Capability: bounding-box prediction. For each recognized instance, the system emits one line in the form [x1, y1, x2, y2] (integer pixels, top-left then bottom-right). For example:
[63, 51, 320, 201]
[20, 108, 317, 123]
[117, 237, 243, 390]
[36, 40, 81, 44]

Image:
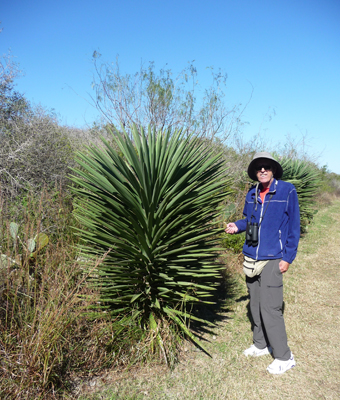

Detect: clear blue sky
[1, 0, 340, 173]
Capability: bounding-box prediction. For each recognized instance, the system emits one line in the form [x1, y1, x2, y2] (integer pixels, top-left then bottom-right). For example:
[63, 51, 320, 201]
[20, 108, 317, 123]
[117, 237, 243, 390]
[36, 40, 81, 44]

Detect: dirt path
[82, 200, 340, 400]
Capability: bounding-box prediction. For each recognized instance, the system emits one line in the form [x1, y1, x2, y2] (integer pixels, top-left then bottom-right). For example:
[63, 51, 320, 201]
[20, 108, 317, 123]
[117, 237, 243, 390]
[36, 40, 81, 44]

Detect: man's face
[255, 159, 275, 186]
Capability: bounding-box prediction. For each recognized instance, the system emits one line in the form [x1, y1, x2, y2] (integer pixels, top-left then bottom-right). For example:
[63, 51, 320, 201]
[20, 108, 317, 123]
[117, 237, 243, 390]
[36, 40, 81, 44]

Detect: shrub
[71, 124, 231, 359]
[0, 108, 75, 200]
[280, 157, 321, 232]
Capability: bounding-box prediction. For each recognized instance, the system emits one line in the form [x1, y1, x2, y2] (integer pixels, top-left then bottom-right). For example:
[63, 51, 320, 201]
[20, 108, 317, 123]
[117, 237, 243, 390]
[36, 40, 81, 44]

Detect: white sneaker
[267, 353, 296, 374]
[243, 344, 273, 357]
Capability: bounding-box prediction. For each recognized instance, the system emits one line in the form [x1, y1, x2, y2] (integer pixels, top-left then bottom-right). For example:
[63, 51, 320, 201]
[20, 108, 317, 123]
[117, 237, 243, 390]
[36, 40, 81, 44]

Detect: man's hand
[225, 223, 239, 234]
[279, 260, 290, 273]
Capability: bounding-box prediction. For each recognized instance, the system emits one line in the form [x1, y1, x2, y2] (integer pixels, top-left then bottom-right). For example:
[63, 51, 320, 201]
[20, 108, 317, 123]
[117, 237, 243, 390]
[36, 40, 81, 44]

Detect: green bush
[221, 231, 245, 254]
[71, 124, 231, 357]
[280, 157, 321, 232]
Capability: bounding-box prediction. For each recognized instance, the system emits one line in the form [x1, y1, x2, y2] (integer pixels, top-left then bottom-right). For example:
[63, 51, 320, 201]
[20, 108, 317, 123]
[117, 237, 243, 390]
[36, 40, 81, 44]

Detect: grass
[78, 200, 340, 400]
[0, 190, 142, 399]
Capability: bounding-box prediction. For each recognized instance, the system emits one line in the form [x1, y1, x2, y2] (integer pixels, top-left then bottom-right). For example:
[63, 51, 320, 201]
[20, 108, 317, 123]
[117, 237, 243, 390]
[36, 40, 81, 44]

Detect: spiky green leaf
[71, 124, 231, 347]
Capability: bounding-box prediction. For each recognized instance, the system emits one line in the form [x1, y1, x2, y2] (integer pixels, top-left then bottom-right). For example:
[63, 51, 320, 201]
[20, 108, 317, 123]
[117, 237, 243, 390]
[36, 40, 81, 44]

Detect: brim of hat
[247, 158, 283, 181]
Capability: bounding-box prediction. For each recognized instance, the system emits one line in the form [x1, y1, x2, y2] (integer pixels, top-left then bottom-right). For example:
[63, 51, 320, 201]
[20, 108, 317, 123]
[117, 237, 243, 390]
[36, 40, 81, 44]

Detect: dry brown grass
[79, 200, 340, 400]
[0, 190, 124, 399]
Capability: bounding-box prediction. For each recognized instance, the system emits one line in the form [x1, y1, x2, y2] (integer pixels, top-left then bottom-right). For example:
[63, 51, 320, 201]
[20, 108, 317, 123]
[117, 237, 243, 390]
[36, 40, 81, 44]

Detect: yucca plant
[71, 124, 231, 357]
[281, 157, 321, 232]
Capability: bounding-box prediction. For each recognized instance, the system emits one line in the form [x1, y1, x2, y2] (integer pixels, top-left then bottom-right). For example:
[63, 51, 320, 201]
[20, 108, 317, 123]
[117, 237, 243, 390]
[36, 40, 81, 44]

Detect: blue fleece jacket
[235, 179, 300, 263]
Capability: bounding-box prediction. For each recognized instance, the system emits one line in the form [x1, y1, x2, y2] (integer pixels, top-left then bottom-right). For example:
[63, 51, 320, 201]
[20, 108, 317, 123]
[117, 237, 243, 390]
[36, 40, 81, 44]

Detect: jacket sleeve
[234, 201, 248, 233]
[282, 186, 300, 263]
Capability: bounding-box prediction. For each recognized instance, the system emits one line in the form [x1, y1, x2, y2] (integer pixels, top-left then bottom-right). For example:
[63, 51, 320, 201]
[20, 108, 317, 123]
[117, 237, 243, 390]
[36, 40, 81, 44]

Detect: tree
[91, 53, 245, 141]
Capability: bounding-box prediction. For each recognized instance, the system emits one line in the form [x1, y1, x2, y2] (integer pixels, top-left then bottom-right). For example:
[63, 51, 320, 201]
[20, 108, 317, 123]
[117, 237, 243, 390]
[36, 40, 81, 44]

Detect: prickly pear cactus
[1, 223, 49, 266]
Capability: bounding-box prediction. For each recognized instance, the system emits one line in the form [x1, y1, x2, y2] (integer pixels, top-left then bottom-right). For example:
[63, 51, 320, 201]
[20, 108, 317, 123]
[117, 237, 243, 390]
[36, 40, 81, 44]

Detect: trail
[81, 200, 340, 400]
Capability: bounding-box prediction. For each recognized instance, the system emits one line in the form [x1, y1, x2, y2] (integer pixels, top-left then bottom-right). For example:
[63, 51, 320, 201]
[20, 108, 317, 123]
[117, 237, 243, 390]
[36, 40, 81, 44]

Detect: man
[225, 152, 300, 374]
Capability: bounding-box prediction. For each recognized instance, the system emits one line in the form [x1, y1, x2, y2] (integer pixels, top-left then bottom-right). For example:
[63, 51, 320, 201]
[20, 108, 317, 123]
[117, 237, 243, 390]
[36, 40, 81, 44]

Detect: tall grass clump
[0, 190, 80, 398]
[0, 189, 124, 399]
[71, 124, 231, 363]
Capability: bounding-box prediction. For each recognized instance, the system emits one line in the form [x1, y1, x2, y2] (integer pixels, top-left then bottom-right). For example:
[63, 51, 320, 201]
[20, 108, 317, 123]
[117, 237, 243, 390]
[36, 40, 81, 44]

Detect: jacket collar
[259, 178, 278, 193]
[252, 179, 278, 204]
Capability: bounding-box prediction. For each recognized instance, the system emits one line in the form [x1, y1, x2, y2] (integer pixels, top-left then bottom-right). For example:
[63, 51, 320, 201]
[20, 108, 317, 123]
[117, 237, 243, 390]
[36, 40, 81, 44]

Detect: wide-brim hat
[247, 151, 283, 181]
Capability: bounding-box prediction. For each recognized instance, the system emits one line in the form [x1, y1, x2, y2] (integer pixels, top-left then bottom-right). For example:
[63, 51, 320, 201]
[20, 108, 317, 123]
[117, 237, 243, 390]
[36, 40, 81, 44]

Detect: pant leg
[260, 259, 291, 361]
[246, 275, 268, 349]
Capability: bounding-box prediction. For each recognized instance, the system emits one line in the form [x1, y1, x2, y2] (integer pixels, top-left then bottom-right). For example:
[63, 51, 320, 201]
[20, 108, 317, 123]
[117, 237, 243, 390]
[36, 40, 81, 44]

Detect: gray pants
[246, 259, 291, 361]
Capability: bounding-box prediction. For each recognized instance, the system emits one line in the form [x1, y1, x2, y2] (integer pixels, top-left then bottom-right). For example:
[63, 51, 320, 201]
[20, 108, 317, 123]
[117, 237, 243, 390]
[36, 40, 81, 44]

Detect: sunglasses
[255, 164, 272, 171]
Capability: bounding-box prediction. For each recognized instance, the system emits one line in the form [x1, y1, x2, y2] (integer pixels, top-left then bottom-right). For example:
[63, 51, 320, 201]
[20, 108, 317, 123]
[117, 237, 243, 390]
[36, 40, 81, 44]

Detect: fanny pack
[243, 256, 269, 277]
